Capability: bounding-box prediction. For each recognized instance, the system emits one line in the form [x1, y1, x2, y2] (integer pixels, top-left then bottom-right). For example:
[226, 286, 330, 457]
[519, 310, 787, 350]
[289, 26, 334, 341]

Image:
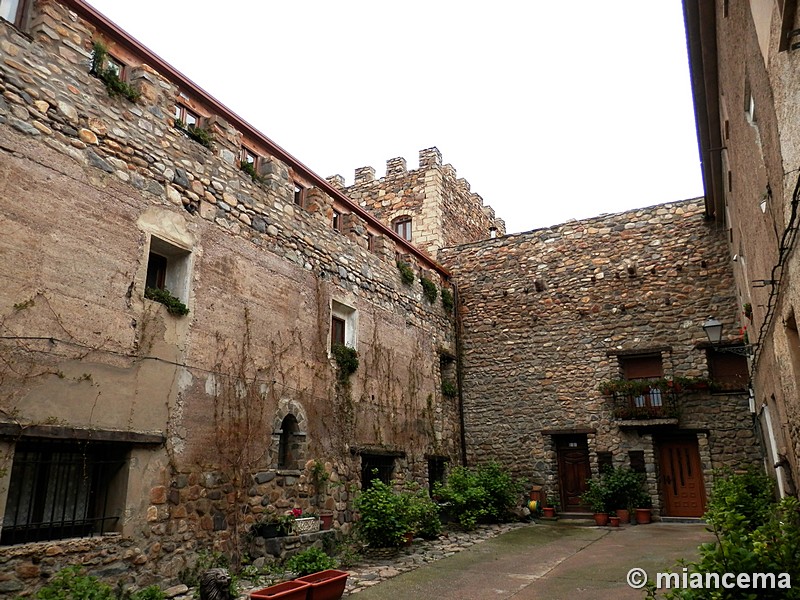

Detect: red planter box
[295, 569, 349, 600]
[250, 580, 310, 600]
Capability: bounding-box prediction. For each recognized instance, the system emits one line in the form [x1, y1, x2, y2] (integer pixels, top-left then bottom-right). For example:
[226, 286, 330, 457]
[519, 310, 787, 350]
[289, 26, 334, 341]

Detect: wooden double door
[658, 437, 706, 517]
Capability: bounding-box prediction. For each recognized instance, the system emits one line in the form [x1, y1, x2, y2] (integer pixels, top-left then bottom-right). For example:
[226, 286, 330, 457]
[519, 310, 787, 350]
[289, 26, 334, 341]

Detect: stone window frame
[240, 145, 258, 171]
[145, 236, 193, 305]
[294, 183, 307, 208]
[330, 299, 357, 352]
[392, 215, 413, 241]
[173, 102, 200, 128]
[270, 399, 308, 473]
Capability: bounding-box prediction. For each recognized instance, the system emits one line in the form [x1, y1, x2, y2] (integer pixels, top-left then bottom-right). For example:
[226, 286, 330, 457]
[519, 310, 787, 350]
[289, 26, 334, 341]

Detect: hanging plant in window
[145, 287, 189, 316]
[90, 41, 140, 103]
[420, 277, 438, 304]
[174, 118, 214, 149]
[331, 343, 358, 380]
[396, 261, 415, 285]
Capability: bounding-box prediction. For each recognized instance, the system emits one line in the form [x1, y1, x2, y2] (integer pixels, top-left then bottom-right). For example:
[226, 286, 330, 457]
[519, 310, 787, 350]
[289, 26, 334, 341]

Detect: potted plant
[605, 468, 644, 524]
[542, 496, 558, 518]
[609, 512, 621, 527]
[635, 490, 653, 524]
[250, 580, 310, 600]
[581, 478, 610, 526]
[295, 570, 349, 600]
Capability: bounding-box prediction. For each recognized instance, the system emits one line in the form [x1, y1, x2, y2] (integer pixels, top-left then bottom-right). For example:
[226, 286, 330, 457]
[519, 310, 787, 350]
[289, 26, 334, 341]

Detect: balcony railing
[610, 388, 679, 421]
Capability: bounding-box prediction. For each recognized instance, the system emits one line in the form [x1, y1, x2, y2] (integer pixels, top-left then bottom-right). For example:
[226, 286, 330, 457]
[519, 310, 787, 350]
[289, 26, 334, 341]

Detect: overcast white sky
[85, 1, 703, 234]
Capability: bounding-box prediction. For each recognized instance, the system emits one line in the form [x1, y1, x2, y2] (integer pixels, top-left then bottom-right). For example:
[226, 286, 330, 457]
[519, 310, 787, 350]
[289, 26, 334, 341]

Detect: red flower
[291, 508, 302, 518]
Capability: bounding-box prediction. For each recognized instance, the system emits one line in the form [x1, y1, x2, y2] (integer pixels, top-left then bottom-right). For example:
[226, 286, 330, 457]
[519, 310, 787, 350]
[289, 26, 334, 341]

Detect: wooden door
[659, 438, 706, 517]
[556, 435, 591, 512]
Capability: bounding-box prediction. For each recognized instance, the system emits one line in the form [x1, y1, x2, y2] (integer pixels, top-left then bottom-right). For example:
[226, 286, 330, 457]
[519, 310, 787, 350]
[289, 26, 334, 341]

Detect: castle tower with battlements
[328, 147, 505, 257]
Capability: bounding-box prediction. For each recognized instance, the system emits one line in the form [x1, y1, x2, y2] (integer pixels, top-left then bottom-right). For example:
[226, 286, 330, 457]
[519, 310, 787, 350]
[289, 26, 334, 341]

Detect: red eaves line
[60, 0, 450, 277]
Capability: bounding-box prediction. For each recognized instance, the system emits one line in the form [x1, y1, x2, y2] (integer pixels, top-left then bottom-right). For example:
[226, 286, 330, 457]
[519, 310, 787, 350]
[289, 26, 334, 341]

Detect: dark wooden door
[659, 438, 706, 517]
[556, 435, 591, 512]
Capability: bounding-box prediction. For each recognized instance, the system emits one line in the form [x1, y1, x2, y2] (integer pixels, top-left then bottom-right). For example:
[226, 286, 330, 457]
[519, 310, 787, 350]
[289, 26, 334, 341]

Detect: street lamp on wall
[702, 316, 753, 356]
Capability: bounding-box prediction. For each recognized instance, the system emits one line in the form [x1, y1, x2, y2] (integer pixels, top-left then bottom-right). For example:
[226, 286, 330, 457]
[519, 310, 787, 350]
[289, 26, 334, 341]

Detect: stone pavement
[342, 520, 712, 599]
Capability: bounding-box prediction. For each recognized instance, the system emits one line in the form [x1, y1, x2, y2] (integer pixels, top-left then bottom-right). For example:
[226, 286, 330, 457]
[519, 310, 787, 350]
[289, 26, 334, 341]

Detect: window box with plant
[144, 286, 189, 316]
[174, 117, 214, 149]
[90, 41, 140, 103]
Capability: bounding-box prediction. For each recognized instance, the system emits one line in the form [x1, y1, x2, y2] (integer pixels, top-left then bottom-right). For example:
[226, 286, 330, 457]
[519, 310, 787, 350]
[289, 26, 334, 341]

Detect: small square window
[144, 236, 192, 304]
[294, 184, 306, 207]
[240, 147, 257, 167]
[361, 454, 395, 489]
[332, 209, 341, 231]
[707, 349, 748, 391]
[174, 103, 199, 128]
[330, 300, 357, 350]
[105, 54, 125, 79]
[367, 233, 375, 252]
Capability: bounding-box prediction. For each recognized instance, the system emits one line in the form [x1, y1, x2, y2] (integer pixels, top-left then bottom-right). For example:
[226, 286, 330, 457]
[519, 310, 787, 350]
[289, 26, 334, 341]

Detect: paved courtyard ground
[346, 521, 711, 599]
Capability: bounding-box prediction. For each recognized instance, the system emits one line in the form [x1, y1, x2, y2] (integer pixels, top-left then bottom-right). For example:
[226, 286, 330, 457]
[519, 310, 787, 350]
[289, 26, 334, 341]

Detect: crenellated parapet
[332, 147, 505, 257]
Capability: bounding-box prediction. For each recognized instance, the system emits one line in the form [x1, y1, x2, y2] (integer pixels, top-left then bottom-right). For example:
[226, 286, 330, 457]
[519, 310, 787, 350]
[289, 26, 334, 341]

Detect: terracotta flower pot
[615, 509, 630, 524]
[609, 516, 620, 527]
[542, 507, 556, 518]
[635, 508, 652, 524]
[295, 569, 349, 600]
[593, 512, 609, 526]
[320, 513, 334, 530]
[250, 580, 310, 600]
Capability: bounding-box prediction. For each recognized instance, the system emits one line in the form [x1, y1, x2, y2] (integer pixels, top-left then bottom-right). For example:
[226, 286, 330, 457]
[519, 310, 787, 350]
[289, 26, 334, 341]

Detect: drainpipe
[453, 283, 468, 467]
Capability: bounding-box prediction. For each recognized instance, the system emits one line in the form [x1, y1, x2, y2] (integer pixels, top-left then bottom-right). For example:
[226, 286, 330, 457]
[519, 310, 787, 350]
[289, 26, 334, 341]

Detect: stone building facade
[684, 0, 800, 496]
[0, 0, 767, 595]
[0, 0, 463, 593]
[335, 151, 506, 257]
[440, 199, 761, 517]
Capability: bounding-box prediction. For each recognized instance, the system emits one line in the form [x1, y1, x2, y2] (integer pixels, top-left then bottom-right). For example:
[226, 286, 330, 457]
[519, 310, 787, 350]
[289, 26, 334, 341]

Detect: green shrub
[433, 463, 521, 530]
[580, 477, 610, 513]
[127, 587, 165, 600]
[90, 41, 140, 103]
[396, 261, 415, 285]
[441, 288, 454, 313]
[285, 547, 336, 576]
[36, 566, 114, 600]
[603, 467, 646, 511]
[403, 485, 442, 539]
[239, 160, 264, 184]
[651, 471, 798, 600]
[441, 380, 458, 398]
[354, 478, 409, 547]
[145, 287, 189, 316]
[331, 343, 358, 380]
[420, 277, 438, 303]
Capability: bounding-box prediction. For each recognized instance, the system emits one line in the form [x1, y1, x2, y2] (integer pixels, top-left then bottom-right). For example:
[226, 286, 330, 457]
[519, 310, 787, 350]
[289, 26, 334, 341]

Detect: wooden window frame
[332, 209, 341, 231]
[173, 103, 199, 128]
[331, 316, 346, 347]
[620, 354, 665, 409]
[0, 0, 31, 29]
[294, 184, 306, 208]
[240, 146, 258, 169]
[392, 216, 412, 241]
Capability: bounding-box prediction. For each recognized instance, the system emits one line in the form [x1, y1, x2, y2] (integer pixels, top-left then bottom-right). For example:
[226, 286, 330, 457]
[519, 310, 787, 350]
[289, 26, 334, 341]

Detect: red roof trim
[61, 0, 449, 276]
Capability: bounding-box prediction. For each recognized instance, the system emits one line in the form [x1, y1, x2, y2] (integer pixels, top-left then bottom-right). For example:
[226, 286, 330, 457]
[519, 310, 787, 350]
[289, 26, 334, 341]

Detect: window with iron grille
[1, 441, 128, 545]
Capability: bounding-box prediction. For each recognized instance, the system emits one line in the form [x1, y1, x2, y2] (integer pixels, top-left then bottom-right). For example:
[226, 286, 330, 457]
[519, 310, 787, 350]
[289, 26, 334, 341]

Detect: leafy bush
[36, 566, 115, 600]
[285, 547, 336, 576]
[580, 477, 610, 513]
[331, 343, 358, 380]
[396, 261, 415, 285]
[420, 277, 438, 303]
[90, 41, 140, 103]
[433, 463, 520, 530]
[441, 380, 458, 398]
[403, 485, 442, 539]
[354, 478, 409, 547]
[126, 587, 165, 600]
[603, 467, 646, 511]
[174, 118, 215, 149]
[239, 160, 264, 184]
[441, 288, 454, 313]
[651, 471, 797, 600]
[145, 287, 189, 316]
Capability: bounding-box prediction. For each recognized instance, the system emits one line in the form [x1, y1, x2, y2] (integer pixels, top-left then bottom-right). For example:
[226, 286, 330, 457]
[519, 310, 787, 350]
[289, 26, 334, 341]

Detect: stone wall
[0, 2, 459, 594]
[440, 199, 761, 510]
[337, 147, 505, 257]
